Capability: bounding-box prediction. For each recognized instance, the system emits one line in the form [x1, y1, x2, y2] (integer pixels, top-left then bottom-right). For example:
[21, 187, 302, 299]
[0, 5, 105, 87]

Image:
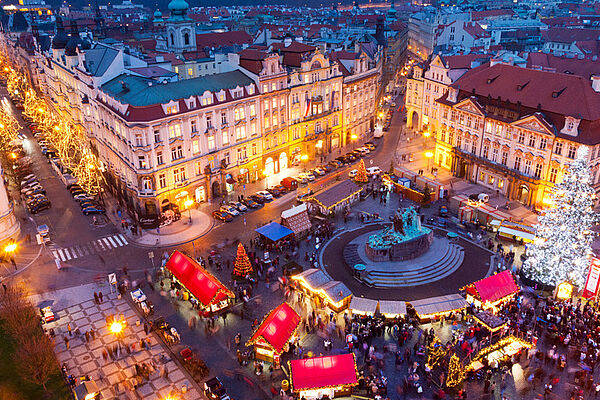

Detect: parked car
[273, 184, 287, 194]
[319, 164, 333, 173]
[82, 206, 106, 215]
[28, 200, 51, 214]
[335, 156, 347, 165]
[213, 210, 233, 222]
[366, 166, 382, 176]
[228, 201, 247, 212]
[241, 198, 260, 208]
[301, 172, 316, 182]
[219, 205, 239, 216]
[294, 175, 308, 184]
[296, 189, 314, 203]
[356, 146, 371, 154]
[348, 169, 358, 178]
[344, 153, 357, 162]
[249, 194, 266, 204]
[71, 189, 86, 197]
[23, 186, 46, 197]
[266, 187, 281, 197]
[364, 142, 376, 151]
[74, 194, 94, 202]
[352, 149, 366, 157]
[79, 200, 97, 209]
[256, 190, 273, 201]
[328, 160, 342, 169]
[312, 167, 326, 176]
[203, 377, 230, 400]
[280, 177, 298, 191]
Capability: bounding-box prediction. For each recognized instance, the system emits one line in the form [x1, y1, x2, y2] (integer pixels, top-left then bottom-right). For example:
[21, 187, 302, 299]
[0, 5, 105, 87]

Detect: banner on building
[582, 258, 600, 299]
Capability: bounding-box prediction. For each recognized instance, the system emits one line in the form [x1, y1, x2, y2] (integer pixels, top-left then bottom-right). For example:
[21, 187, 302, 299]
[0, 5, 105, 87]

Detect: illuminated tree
[0, 107, 20, 156]
[446, 353, 464, 388]
[355, 159, 368, 183]
[426, 336, 446, 369]
[233, 243, 253, 277]
[523, 146, 596, 287]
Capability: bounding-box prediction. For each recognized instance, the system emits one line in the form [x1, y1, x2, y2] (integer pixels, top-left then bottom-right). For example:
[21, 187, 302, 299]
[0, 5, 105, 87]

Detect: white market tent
[350, 297, 378, 315]
[378, 300, 407, 318]
[410, 294, 468, 319]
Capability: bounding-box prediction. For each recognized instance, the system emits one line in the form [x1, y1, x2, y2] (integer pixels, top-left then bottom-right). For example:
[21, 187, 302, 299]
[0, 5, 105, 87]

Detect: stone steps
[363, 244, 465, 287]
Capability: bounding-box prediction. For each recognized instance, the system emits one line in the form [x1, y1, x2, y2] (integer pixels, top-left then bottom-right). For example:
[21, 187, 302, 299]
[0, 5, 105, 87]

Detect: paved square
[45, 290, 201, 399]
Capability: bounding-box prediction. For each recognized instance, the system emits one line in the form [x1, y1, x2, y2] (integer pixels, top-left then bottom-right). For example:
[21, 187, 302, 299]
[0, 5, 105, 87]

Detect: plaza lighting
[4, 243, 17, 253]
[109, 321, 123, 334]
[350, 134, 358, 141]
[425, 151, 433, 158]
[300, 154, 308, 161]
[184, 199, 194, 223]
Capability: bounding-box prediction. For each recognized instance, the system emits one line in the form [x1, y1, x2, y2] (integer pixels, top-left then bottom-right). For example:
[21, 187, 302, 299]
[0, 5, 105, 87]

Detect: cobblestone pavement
[44, 289, 200, 400]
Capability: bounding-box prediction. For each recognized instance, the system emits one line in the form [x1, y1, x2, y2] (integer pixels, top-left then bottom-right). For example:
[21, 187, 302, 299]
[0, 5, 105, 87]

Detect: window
[208, 135, 215, 151]
[495, 124, 502, 136]
[534, 163, 542, 179]
[479, 171, 485, 182]
[222, 130, 229, 145]
[501, 151, 508, 166]
[218, 92, 225, 101]
[539, 137, 547, 150]
[158, 174, 166, 189]
[517, 131, 525, 144]
[135, 132, 144, 147]
[171, 145, 183, 160]
[191, 120, 197, 133]
[235, 126, 246, 140]
[166, 105, 178, 114]
[272, 98, 277, 109]
[187, 68, 193, 77]
[485, 122, 493, 134]
[206, 115, 213, 128]
[492, 148, 499, 162]
[154, 129, 161, 143]
[514, 157, 521, 171]
[449, 131, 454, 145]
[248, 86, 255, 95]
[173, 167, 186, 182]
[471, 140, 476, 154]
[293, 128, 300, 140]
[523, 159, 532, 175]
[498, 179, 504, 188]
[273, 113, 278, 126]
[223, 152, 230, 165]
[201, 96, 213, 106]
[168, 124, 182, 139]
[263, 100, 270, 111]
[221, 112, 227, 126]
[483, 145, 489, 159]
[528, 135, 536, 148]
[550, 167, 558, 183]
[271, 82, 276, 91]
[138, 155, 146, 169]
[192, 140, 200, 154]
[567, 145, 576, 159]
[196, 161, 202, 176]
[554, 141, 563, 155]
[264, 116, 270, 129]
[234, 107, 245, 121]
[156, 151, 164, 165]
[252, 143, 257, 155]
[250, 122, 257, 136]
[250, 104, 256, 117]
[280, 98, 285, 108]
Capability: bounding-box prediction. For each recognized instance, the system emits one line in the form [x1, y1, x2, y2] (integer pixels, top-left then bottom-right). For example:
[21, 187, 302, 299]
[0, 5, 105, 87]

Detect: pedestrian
[144, 322, 149, 335]
[102, 348, 108, 361]
[93, 292, 99, 304]
[63, 336, 70, 349]
[90, 329, 96, 340]
[85, 331, 90, 343]
[98, 291, 103, 303]
[164, 366, 169, 379]
[2, 283, 6, 293]
[67, 323, 72, 336]
[11, 258, 16, 270]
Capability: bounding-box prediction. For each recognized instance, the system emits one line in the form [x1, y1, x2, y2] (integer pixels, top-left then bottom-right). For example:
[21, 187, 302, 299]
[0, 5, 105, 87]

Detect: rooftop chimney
[284, 37, 292, 47]
[591, 75, 600, 92]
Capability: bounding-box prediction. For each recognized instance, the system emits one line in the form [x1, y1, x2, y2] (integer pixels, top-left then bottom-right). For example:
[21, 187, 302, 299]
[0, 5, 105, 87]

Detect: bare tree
[16, 334, 58, 393]
[0, 284, 38, 340]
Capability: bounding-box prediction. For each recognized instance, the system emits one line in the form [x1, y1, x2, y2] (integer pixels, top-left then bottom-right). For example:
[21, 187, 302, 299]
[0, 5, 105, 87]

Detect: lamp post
[184, 198, 194, 223]
[4, 242, 17, 269]
[108, 315, 126, 343]
[425, 151, 433, 174]
[300, 154, 308, 172]
[350, 134, 358, 150]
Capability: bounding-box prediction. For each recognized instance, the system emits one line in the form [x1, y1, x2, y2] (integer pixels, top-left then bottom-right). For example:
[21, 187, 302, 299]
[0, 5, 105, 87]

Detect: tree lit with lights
[523, 146, 596, 287]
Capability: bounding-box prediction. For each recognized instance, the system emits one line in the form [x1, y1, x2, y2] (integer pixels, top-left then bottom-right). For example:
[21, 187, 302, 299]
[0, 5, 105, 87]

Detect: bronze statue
[393, 211, 404, 235]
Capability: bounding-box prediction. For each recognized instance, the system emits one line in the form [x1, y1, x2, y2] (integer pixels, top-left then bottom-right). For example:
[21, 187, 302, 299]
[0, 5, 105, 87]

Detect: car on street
[345, 153, 357, 162]
[256, 190, 273, 201]
[348, 169, 358, 178]
[82, 206, 106, 215]
[364, 142, 376, 151]
[300, 172, 315, 182]
[328, 160, 342, 169]
[312, 167, 326, 176]
[367, 166, 382, 176]
[79, 200, 98, 209]
[228, 201, 247, 212]
[249, 194, 266, 204]
[266, 187, 282, 197]
[203, 377, 230, 400]
[352, 149, 366, 158]
[74, 194, 94, 202]
[219, 205, 239, 216]
[241, 198, 260, 208]
[212, 210, 233, 222]
[356, 146, 371, 154]
[319, 164, 333, 173]
[27, 199, 51, 214]
[296, 189, 313, 203]
[272, 184, 287, 194]
[294, 175, 308, 184]
[280, 177, 298, 191]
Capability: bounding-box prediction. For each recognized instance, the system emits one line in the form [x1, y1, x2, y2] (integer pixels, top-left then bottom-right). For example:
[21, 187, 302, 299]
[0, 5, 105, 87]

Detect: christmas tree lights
[233, 243, 253, 277]
[426, 336, 446, 369]
[446, 353, 464, 388]
[523, 146, 596, 287]
[354, 159, 368, 183]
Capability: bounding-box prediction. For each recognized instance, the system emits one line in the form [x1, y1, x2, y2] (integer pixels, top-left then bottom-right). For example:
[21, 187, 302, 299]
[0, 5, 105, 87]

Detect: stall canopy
[256, 222, 294, 242]
[281, 204, 312, 234]
[466, 271, 519, 304]
[378, 300, 407, 318]
[292, 269, 351, 306]
[410, 294, 468, 317]
[165, 251, 234, 307]
[309, 180, 363, 212]
[290, 353, 358, 392]
[247, 302, 301, 354]
[349, 297, 378, 315]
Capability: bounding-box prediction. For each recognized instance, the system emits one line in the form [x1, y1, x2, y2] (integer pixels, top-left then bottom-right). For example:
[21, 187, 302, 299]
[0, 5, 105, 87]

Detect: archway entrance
[410, 111, 419, 130]
[211, 181, 221, 199]
[161, 199, 170, 212]
[265, 157, 275, 176]
[456, 159, 467, 178]
[518, 184, 530, 205]
[279, 152, 288, 171]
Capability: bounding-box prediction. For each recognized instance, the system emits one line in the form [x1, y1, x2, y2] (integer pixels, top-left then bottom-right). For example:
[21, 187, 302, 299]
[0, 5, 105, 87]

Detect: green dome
[153, 9, 162, 17]
[168, 0, 188, 12]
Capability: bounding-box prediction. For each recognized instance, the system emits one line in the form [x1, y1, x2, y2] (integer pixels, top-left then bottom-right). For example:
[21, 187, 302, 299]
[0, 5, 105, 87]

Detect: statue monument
[365, 206, 433, 261]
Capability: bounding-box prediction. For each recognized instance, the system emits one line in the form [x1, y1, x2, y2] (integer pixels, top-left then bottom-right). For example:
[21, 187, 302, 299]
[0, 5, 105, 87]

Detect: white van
[367, 166, 382, 176]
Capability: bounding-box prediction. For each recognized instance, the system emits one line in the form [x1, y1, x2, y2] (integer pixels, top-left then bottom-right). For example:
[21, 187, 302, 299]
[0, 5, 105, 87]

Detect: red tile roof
[527, 52, 600, 78]
[290, 354, 358, 391]
[441, 53, 492, 69]
[542, 27, 600, 43]
[463, 22, 491, 39]
[238, 48, 268, 74]
[196, 31, 253, 50]
[272, 41, 316, 53]
[247, 302, 300, 354]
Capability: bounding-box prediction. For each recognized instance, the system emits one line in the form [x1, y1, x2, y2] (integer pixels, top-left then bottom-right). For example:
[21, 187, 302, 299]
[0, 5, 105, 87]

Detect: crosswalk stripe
[73, 246, 82, 257]
[80, 245, 90, 256]
[118, 234, 128, 245]
[52, 250, 58, 260]
[63, 249, 72, 260]
[96, 240, 106, 251]
[106, 236, 118, 247]
[57, 249, 66, 261]
[112, 235, 123, 246]
[102, 238, 111, 248]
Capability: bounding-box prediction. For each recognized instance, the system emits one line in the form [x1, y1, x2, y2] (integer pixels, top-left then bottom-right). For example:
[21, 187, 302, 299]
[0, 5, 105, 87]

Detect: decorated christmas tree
[355, 159, 369, 183]
[233, 243, 253, 277]
[523, 146, 596, 287]
[426, 336, 446, 369]
[446, 353, 464, 388]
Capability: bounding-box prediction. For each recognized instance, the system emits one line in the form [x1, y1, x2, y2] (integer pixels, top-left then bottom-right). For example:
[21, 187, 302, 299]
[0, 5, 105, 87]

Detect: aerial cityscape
[1, 0, 600, 399]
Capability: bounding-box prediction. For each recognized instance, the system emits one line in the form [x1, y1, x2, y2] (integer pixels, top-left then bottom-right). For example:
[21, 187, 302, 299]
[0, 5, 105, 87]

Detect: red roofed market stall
[465, 270, 519, 313]
[165, 251, 234, 316]
[246, 302, 301, 366]
[289, 353, 358, 399]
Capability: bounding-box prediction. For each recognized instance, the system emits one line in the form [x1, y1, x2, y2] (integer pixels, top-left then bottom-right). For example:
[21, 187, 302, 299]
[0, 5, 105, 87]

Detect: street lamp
[108, 315, 126, 341]
[4, 243, 17, 253]
[425, 151, 433, 173]
[300, 154, 308, 172]
[184, 199, 194, 223]
[350, 134, 358, 149]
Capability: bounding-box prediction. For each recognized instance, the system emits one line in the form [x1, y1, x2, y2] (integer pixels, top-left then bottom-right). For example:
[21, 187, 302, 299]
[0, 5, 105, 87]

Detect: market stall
[289, 353, 359, 400]
[246, 302, 301, 366]
[164, 251, 235, 316]
[255, 222, 295, 243]
[281, 204, 312, 238]
[378, 300, 407, 319]
[464, 270, 519, 313]
[306, 180, 363, 215]
[496, 220, 536, 243]
[292, 269, 352, 312]
[349, 297, 378, 316]
[467, 335, 533, 371]
[409, 294, 468, 322]
[473, 311, 508, 333]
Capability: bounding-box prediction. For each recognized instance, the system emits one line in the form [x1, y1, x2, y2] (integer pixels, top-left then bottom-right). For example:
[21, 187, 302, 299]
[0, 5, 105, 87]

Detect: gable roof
[467, 270, 519, 303]
[290, 354, 358, 392]
[463, 22, 491, 39]
[195, 30, 252, 50]
[542, 27, 600, 44]
[247, 302, 300, 353]
[83, 45, 119, 77]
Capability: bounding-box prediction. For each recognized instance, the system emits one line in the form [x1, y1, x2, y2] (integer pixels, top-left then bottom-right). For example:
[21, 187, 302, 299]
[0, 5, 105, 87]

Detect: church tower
[165, 0, 195, 54]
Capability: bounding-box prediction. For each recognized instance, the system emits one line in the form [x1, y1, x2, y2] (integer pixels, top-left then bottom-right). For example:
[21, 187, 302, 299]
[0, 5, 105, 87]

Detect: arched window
[170, 33, 174, 45]
[184, 32, 190, 45]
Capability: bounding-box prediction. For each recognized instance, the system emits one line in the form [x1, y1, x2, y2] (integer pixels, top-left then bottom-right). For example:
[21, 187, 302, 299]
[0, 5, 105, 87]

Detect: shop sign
[583, 259, 600, 299]
[139, 214, 159, 229]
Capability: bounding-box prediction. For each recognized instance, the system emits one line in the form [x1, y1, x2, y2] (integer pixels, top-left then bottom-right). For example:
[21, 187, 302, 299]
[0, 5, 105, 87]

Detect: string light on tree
[523, 146, 596, 287]
[426, 336, 446, 369]
[233, 243, 254, 277]
[446, 353, 464, 388]
[354, 159, 368, 183]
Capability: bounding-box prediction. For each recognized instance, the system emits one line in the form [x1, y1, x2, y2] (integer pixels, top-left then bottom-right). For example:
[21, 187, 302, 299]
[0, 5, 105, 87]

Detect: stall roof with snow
[349, 297, 378, 315]
[378, 300, 407, 318]
[410, 294, 468, 319]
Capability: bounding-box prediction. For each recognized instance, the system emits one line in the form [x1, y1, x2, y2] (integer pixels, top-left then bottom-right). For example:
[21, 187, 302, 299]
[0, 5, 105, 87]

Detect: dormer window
[166, 105, 178, 114]
[218, 91, 226, 102]
[560, 116, 581, 137]
[201, 96, 213, 106]
[247, 85, 255, 95]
